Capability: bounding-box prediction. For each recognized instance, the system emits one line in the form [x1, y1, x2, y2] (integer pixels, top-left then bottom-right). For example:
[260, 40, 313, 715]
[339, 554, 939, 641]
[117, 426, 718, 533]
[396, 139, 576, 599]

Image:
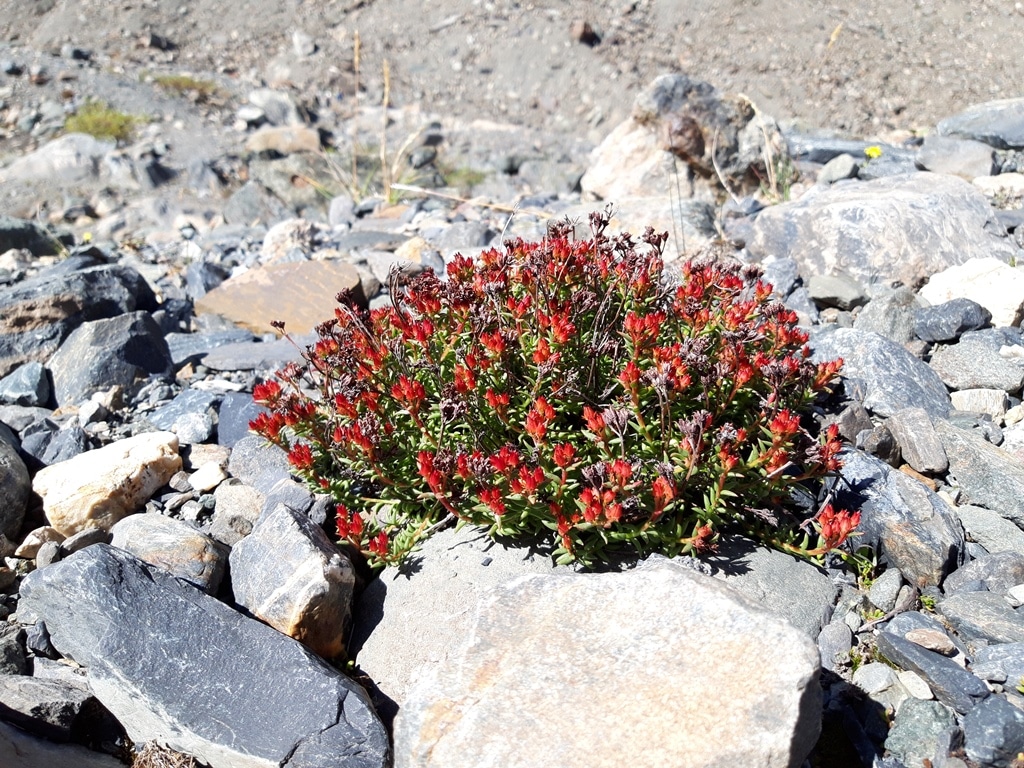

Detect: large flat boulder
[394, 557, 820, 768]
[745, 173, 1020, 288]
[17, 544, 389, 768]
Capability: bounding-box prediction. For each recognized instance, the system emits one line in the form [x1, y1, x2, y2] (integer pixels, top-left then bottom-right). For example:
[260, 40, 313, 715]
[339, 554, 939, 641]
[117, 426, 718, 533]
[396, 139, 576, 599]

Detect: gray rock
[818, 620, 853, 673]
[0, 624, 28, 675]
[0, 437, 30, 538]
[164, 328, 256, 367]
[944, 552, 1024, 596]
[887, 408, 949, 474]
[746, 173, 1018, 288]
[222, 181, 291, 227]
[230, 503, 355, 659]
[810, 328, 951, 418]
[832, 402, 875, 443]
[0, 719, 125, 768]
[0, 674, 95, 743]
[0, 215, 67, 256]
[110, 512, 228, 594]
[938, 98, 1024, 150]
[963, 695, 1024, 768]
[884, 698, 960, 768]
[868, 567, 905, 613]
[760, 256, 801, 298]
[853, 286, 920, 343]
[807, 272, 868, 310]
[817, 153, 859, 184]
[786, 135, 915, 165]
[935, 420, 1024, 529]
[955, 504, 1024, 556]
[201, 337, 306, 372]
[226, 434, 292, 497]
[48, 311, 173, 406]
[0, 361, 50, 407]
[0, 134, 115, 184]
[59, 527, 111, 557]
[916, 134, 996, 179]
[248, 89, 303, 127]
[938, 591, 1024, 644]
[972, 644, 1024, 687]
[875, 631, 989, 713]
[930, 339, 1024, 393]
[887, 611, 968, 657]
[706, 535, 836, 638]
[915, 298, 992, 343]
[857, 155, 921, 180]
[217, 391, 266, 448]
[17, 544, 390, 768]
[834, 450, 965, 587]
[147, 389, 218, 434]
[950, 389, 1009, 419]
[394, 557, 821, 768]
[209, 480, 263, 546]
[0, 264, 158, 378]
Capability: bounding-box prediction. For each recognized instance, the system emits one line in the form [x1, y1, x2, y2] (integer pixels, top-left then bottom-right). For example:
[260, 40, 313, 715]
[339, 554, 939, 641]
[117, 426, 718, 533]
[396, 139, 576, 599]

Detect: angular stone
[394, 558, 820, 768]
[217, 391, 266, 448]
[938, 98, 1024, 150]
[209, 480, 263, 546]
[0, 264, 158, 378]
[887, 408, 948, 474]
[147, 388, 219, 437]
[905, 628, 957, 657]
[221, 181, 291, 227]
[806, 272, 868, 310]
[817, 153, 859, 184]
[48, 311, 173, 406]
[0, 134, 115, 184]
[245, 126, 321, 155]
[944, 552, 1024, 596]
[916, 134, 996, 179]
[230, 504, 355, 659]
[201, 336, 306, 372]
[963, 695, 1024, 768]
[919, 258, 1024, 329]
[817, 621, 853, 674]
[248, 89, 303, 127]
[935, 420, 1024, 529]
[226, 435, 292, 497]
[15, 526, 65, 559]
[746, 173, 1018, 288]
[955, 504, 1024, 556]
[972, 644, 1024, 687]
[17, 545, 390, 768]
[887, 612, 969, 657]
[950, 389, 1009, 419]
[0, 674, 95, 742]
[110, 513, 228, 594]
[875, 631, 989, 714]
[834, 450, 965, 587]
[0, 437, 30, 539]
[915, 298, 992, 343]
[868, 567, 905, 613]
[0, 361, 50, 407]
[33, 432, 182, 536]
[810, 328, 951, 418]
[195, 260, 364, 336]
[929, 339, 1024, 393]
[165, 328, 256, 367]
[0, 624, 28, 675]
[938, 592, 1024, 644]
[884, 698, 959, 768]
[853, 285, 920, 344]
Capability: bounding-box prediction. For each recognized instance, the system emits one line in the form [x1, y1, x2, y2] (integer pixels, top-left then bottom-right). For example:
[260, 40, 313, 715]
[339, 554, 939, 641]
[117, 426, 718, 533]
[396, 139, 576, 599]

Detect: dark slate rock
[0, 437, 29, 538]
[852, 286, 920, 344]
[833, 450, 965, 587]
[929, 339, 1024, 393]
[0, 362, 50, 407]
[185, 260, 229, 301]
[866, 567, 904, 613]
[21, 423, 88, 467]
[0, 264, 158, 377]
[875, 631, 989, 714]
[964, 695, 1024, 768]
[227, 434, 293, 496]
[16, 544, 390, 768]
[0, 674, 96, 743]
[745, 173, 1018, 288]
[856, 156, 920, 180]
[0, 216, 65, 256]
[831, 402, 874, 444]
[785, 135, 915, 165]
[915, 299, 992, 343]
[221, 180, 291, 227]
[147, 389, 218, 433]
[217, 391, 266, 448]
[48, 312, 173, 406]
[935, 419, 1024, 528]
[937, 592, 1024, 644]
[944, 552, 1024, 596]
[0, 624, 28, 675]
[260, 477, 315, 520]
[201, 336, 308, 372]
[759, 256, 801, 298]
[59, 527, 111, 557]
[856, 422, 902, 466]
[810, 328, 951, 418]
[937, 98, 1024, 150]
[884, 698, 960, 768]
[164, 328, 256, 367]
[972, 644, 1024, 686]
[886, 611, 968, 657]
[817, 621, 853, 674]
[946, 411, 1004, 446]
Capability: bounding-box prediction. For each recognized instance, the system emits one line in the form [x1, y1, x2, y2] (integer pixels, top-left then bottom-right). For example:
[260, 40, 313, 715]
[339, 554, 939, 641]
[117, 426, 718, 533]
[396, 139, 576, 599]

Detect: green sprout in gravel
[65, 101, 143, 143]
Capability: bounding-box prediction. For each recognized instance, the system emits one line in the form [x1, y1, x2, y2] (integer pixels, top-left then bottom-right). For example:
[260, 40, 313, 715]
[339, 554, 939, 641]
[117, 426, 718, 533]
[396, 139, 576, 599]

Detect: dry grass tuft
[132, 741, 199, 768]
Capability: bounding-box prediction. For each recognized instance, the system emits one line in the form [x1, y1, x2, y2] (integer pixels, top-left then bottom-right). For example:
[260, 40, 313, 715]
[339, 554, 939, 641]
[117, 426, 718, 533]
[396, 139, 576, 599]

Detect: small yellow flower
[82, 231, 92, 243]
[864, 145, 883, 160]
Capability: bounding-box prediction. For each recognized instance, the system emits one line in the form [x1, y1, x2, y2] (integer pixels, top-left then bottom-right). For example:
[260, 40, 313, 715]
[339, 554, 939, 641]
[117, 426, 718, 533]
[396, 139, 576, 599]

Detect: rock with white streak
[395, 557, 820, 768]
[33, 432, 181, 536]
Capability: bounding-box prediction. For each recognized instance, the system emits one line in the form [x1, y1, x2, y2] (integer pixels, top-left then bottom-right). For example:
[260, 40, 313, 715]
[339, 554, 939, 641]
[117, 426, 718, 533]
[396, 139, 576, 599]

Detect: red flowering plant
[251, 210, 856, 568]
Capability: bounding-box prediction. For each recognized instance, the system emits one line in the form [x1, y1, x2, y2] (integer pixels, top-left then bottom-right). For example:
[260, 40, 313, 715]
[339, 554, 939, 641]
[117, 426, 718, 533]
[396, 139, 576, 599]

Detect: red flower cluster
[251, 211, 850, 567]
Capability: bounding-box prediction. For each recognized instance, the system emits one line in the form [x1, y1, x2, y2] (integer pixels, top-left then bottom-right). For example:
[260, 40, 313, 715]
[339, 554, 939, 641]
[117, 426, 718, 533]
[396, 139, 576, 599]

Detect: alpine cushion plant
[251, 210, 856, 568]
